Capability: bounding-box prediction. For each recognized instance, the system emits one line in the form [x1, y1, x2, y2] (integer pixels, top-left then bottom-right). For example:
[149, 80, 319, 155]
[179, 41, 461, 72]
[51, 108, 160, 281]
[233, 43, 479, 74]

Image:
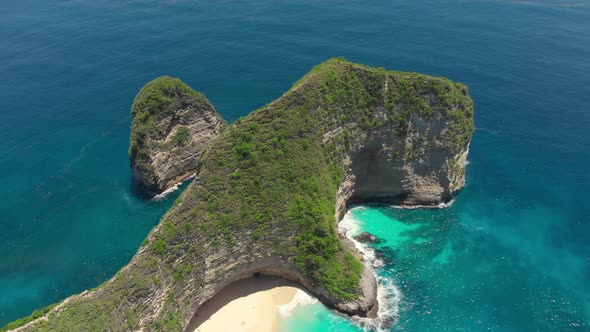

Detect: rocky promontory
[6, 58, 474, 332]
[129, 76, 225, 195]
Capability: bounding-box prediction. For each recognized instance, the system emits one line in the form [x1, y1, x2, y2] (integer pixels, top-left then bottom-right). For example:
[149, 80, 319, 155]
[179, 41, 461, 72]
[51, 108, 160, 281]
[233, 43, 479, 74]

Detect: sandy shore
[186, 276, 300, 332]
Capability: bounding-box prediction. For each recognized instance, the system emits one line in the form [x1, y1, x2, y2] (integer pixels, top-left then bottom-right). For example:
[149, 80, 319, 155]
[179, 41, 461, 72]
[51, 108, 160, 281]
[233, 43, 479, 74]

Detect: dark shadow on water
[375, 246, 397, 266]
[129, 175, 155, 200]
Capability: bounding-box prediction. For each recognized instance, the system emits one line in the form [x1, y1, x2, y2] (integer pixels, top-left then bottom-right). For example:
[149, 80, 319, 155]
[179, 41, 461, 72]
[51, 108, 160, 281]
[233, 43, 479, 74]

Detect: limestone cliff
[129, 76, 225, 195]
[6, 58, 473, 332]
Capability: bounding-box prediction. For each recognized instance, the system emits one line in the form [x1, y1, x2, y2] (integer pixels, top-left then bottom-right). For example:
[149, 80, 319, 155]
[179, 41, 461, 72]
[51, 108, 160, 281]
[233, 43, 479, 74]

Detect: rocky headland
[129, 76, 225, 195]
[4, 58, 474, 332]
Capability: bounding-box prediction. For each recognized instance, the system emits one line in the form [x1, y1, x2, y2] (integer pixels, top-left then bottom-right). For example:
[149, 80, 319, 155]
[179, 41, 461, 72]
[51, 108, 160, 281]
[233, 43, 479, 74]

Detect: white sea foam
[389, 198, 456, 210]
[122, 192, 131, 205]
[339, 211, 383, 268]
[277, 209, 402, 329]
[339, 209, 402, 331]
[354, 277, 401, 332]
[151, 172, 196, 201]
[278, 289, 318, 318]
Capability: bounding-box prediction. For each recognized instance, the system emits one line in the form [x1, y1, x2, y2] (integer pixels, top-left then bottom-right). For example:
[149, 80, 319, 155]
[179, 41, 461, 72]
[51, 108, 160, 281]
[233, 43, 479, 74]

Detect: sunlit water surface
[1, 0, 589, 330]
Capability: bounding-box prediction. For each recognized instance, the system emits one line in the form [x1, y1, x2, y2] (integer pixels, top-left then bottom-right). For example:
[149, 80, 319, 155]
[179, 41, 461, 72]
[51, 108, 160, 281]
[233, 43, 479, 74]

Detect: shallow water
[1, 0, 589, 330]
[283, 203, 590, 331]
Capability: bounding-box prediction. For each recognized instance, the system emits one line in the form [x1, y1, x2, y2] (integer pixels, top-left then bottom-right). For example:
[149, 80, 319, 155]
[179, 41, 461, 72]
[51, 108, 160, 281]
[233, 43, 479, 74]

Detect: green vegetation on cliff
[0, 304, 57, 332]
[129, 76, 220, 189]
[4, 58, 474, 332]
[130, 77, 199, 160]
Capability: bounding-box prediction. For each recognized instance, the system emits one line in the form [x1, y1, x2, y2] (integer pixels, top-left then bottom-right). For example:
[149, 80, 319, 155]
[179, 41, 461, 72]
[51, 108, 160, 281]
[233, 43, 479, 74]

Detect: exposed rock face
[129, 76, 225, 195]
[354, 232, 377, 243]
[8, 59, 473, 332]
[344, 116, 470, 206]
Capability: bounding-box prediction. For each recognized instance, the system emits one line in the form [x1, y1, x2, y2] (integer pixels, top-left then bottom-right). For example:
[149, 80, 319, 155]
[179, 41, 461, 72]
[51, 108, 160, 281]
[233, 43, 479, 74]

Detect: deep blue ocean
[1, 0, 589, 330]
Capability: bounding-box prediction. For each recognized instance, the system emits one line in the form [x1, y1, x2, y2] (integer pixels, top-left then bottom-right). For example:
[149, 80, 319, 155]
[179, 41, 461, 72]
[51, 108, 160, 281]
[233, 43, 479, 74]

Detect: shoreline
[186, 276, 301, 332]
[339, 208, 401, 331]
[187, 207, 401, 332]
[151, 171, 197, 200]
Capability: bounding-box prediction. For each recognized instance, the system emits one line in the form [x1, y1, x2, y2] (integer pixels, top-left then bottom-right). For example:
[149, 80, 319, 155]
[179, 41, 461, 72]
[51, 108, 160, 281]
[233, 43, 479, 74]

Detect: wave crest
[278, 290, 319, 318]
[339, 210, 401, 331]
[151, 173, 196, 200]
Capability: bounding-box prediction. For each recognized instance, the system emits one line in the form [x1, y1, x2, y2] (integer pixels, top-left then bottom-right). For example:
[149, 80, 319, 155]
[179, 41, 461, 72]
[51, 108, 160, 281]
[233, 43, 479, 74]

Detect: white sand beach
[186, 276, 300, 332]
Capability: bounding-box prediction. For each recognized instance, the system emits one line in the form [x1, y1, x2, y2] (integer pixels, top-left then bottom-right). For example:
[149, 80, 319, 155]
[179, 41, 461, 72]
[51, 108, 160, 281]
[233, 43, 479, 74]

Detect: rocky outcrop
[6, 59, 473, 332]
[354, 232, 377, 243]
[129, 76, 225, 195]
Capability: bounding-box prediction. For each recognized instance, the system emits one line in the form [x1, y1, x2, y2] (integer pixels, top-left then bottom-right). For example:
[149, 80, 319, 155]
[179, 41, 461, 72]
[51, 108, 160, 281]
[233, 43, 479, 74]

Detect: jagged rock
[129, 76, 225, 195]
[354, 232, 377, 243]
[8, 58, 473, 332]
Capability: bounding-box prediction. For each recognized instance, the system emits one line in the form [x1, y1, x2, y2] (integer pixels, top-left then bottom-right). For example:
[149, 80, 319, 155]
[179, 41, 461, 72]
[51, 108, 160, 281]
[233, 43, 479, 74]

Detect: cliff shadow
[129, 175, 155, 200]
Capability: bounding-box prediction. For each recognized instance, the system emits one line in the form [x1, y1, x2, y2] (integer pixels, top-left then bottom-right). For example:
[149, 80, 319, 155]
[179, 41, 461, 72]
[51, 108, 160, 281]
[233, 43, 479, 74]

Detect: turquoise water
[1, 0, 590, 330]
[283, 203, 590, 331]
[282, 301, 359, 331]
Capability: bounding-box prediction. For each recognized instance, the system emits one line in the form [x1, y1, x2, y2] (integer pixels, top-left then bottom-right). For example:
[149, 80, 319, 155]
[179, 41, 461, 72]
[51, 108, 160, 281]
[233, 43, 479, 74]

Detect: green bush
[171, 126, 190, 146]
[0, 304, 57, 332]
[152, 239, 167, 255]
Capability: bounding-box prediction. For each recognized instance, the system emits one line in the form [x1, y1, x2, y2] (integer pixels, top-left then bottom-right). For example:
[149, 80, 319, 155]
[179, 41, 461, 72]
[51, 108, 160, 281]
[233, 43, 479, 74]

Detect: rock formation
[354, 232, 377, 243]
[6, 58, 474, 332]
[129, 76, 225, 195]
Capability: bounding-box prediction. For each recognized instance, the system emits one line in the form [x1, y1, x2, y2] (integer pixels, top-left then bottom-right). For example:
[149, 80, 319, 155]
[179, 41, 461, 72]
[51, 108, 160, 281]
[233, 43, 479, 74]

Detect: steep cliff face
[129, 76, 225, 195]
[333, 67, 473, 218]
[6, 59, 473, 332]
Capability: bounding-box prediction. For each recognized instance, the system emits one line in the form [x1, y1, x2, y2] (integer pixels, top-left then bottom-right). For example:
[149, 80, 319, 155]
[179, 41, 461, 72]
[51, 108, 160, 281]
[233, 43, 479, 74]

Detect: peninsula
[3, 58, 474, 332]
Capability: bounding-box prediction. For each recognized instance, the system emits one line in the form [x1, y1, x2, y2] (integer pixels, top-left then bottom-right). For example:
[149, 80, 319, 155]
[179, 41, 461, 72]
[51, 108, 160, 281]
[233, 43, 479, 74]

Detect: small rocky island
[6, 58, 474, 331]
[129, 76, 225, 195]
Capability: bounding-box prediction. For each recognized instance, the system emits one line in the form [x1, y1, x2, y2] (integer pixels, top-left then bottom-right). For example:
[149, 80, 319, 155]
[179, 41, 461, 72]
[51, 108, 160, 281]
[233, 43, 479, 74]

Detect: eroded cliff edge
[6, 58, 473, 332]
[129, 76, 225, 195]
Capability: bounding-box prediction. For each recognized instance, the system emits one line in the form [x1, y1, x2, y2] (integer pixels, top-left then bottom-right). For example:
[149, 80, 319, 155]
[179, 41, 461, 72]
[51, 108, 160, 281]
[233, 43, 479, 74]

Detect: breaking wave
[278, 289, 319, 318]
[151, 173, 196, 200]
[389, 198, 456, 210]
[339, 209, 402, 331]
